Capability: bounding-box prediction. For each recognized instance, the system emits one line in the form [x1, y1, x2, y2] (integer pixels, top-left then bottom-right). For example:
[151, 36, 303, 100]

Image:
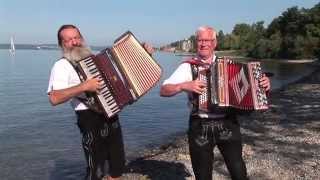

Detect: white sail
[9, 36, 15, 55]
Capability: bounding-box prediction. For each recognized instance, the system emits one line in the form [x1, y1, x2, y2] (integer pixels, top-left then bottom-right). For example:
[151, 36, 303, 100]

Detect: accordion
[198, 57, 268, 111]
[76, 31, 162, 118]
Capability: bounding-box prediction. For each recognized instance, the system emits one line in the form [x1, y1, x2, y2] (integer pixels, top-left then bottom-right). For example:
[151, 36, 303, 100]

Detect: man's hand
[160, 80, 207, 97]
[180, 79, 207, 94]
[143, 42, 155, 55]
[259, 74, 271, 91]
[81, 78, 101, 93]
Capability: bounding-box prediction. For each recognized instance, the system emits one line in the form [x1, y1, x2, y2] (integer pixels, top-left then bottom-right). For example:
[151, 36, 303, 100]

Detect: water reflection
[261, 61, 315, 89]
[232, 57, 315, 90]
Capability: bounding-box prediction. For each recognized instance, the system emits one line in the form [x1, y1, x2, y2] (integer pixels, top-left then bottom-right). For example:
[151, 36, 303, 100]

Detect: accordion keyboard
[79, 57, 120, 116]
[198, 69, 209, 112]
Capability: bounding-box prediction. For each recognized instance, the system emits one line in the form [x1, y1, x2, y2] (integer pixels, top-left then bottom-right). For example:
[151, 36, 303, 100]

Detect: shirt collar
[198, 54, 216, 64]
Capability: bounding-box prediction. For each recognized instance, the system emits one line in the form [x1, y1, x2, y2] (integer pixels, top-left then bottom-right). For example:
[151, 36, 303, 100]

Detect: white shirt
[162, 55, 225, 118]
[47, 58, 88, 111]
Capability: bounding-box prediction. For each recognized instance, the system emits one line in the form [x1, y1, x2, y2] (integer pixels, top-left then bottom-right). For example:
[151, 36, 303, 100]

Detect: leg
[77, 110, 109, 180]
[217, 120, 248, 180]
[82, 132, 105, 180]
[105, 116, 125, 179]
[217, 140, 248, 180]
[188, 116, 214, 180]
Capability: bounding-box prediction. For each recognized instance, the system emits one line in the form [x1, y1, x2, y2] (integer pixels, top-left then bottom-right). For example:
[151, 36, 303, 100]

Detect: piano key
[104, 95, 113, 101]
[89, 68, 99, 74]
[99, 84, 108, 89]
[85, 62, 95, 68]
[93, 74, 102, 79]
[100, 88, 110, 95]
[102, 93, 112, 100]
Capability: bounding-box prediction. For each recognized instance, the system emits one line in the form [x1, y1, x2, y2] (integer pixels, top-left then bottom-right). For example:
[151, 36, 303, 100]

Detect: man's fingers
[259, 78, 269, 87]
[194, 89, 203, 94]
[195, 80, 207, 87]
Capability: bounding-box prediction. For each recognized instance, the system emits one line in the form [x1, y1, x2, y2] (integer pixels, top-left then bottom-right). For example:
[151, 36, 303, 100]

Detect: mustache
[63, 46, 93, 63]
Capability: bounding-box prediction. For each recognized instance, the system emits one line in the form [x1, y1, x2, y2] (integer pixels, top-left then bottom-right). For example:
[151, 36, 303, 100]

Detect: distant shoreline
[266, 59, 317, 63]
[168, 51, 318, 64]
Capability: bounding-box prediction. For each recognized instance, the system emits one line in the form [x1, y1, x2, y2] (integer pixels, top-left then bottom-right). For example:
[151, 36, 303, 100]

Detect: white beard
[63, 45, 93, 64]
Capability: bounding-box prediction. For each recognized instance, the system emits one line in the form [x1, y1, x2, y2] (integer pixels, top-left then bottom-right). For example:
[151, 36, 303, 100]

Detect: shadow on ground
[125, 158, 191, 180]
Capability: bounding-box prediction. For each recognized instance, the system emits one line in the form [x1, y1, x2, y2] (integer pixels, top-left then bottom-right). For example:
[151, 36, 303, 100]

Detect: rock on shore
[122, 65, 320, 180]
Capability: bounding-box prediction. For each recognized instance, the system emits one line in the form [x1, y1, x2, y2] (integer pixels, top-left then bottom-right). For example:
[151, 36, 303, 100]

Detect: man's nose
[72, 39, 80, 46]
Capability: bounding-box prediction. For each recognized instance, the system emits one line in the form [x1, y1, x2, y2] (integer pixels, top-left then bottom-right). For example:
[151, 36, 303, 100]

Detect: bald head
[57, 24, 83, 48]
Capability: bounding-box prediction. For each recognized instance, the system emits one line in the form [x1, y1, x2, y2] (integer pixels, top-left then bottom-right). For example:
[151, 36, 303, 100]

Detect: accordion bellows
[199, 57, 268, 111]
[77, 31, 162, 118]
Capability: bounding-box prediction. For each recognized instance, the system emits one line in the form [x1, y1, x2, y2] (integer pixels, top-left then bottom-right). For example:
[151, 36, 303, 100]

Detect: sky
[0, 0, 319, 46]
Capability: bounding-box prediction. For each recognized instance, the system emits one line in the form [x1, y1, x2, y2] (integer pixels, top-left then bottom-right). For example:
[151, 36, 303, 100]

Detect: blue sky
[1, 0, 319, 46]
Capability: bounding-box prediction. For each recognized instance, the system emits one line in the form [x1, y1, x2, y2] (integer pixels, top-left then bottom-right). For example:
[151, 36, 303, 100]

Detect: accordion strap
[190, 63, 200, 114]
[182, 59, 200, 114]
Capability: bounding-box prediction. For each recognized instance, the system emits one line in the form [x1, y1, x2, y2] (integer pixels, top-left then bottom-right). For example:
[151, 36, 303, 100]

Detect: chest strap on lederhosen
[64, 58, 103, 113]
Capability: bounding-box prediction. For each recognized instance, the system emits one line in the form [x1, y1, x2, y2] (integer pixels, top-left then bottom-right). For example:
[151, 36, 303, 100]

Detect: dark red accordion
[76, 31, 162, 118]
[198, 57, 268, 111]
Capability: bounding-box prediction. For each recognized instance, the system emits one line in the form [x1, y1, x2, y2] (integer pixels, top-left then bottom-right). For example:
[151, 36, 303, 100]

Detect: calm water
[0, 50, 315, 179]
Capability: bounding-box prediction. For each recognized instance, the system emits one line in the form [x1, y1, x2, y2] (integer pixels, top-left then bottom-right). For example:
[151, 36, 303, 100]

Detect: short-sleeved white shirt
[162, 55, 225, 118]
[163, 55, 216, 85]
[162, 62, 193, 85]
[47, 58, 88, 111]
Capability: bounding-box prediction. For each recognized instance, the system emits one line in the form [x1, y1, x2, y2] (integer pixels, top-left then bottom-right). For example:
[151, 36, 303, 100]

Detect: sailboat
[9, 36, 15, 55]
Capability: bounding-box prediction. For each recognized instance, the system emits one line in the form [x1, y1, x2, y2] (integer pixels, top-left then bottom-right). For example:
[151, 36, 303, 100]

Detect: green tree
[164, 2, 320, 60]
[232, 23, 251, 51]
[217, 30, 225, 50]
[223, 34, 240, 50]
[243, 21, 266, 57]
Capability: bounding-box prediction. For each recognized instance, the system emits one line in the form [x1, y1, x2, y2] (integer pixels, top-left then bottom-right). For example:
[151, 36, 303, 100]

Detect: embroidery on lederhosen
[100, 123, 109, 137]
[195, 120, 233, 146]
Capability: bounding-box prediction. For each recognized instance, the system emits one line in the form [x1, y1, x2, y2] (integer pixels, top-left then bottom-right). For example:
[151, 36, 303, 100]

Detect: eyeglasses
[197, 39, 216, 43]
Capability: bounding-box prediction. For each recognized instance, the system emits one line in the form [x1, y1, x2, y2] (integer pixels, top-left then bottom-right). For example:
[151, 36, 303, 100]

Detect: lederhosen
[186, 57, 248, 180]
[66, 58, 125, 179]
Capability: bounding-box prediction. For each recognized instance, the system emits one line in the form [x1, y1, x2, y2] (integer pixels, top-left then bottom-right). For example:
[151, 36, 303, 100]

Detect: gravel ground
[121, 64, 320, 180]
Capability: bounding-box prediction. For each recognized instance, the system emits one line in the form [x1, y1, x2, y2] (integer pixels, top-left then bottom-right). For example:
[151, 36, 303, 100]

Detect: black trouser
[188, 115, 248, 180]
[76, 110, 125, 180]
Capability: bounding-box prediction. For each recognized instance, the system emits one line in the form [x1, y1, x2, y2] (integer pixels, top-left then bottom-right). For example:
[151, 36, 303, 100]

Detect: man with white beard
[47, 24, 153, 180]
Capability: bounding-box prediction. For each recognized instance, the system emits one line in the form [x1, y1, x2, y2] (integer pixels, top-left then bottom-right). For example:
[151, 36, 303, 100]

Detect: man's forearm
[48, 83, 86, 106]
[160, 84, 183, 97]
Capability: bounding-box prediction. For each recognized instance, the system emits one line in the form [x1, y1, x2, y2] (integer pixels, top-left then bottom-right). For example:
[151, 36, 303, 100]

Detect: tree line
[169, 3, 320, 60]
